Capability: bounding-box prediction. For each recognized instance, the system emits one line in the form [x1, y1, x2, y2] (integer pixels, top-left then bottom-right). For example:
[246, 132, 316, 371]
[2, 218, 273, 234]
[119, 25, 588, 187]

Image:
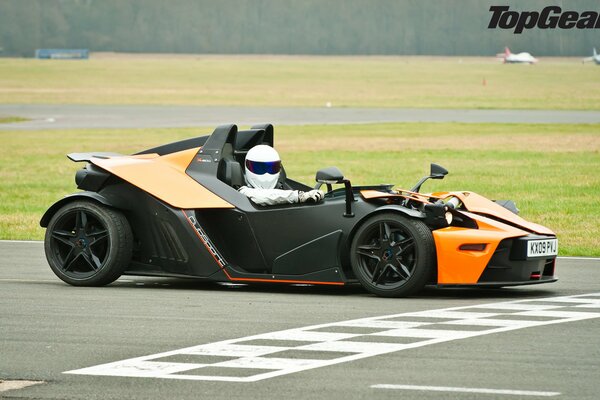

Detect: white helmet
[244, 145, 281, 189]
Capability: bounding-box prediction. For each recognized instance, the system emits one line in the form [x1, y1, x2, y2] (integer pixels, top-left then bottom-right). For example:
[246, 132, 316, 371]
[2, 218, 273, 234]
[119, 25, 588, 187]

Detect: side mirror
[410, 163, 449, 192]
[314, 167, 354, 217]
[316, 166, 344, 184]
[430, 163, 448, 179]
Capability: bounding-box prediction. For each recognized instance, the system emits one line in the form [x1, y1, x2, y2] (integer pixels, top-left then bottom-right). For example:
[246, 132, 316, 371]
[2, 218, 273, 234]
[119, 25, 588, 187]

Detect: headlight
[446, 196, 462, 209]
[445, 211, 453, 225]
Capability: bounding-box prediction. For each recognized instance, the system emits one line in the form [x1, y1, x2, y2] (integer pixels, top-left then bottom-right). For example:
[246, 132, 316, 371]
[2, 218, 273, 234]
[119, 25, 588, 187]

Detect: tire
[44, 200, 133, 286]
[350, 212, 435, 297]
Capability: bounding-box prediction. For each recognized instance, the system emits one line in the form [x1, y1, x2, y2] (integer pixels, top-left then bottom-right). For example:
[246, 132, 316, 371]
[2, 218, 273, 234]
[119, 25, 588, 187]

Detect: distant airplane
[497, 47, 538, 64]
[582, 48, 600, 65]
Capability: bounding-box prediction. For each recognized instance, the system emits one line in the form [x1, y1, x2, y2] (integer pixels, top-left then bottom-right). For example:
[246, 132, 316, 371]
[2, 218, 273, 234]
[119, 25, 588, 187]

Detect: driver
[238, 145, 324, 206]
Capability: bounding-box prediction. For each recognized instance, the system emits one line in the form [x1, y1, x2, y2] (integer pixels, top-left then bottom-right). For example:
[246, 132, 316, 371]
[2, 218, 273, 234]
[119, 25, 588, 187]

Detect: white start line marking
[64, 293, 600, 382]
[371, 384, 560, 397]
[0, 380, 45, 393]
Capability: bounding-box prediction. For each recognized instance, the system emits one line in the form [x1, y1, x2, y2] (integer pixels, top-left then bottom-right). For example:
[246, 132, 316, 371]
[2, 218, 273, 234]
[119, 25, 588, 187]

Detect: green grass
[0, 56, 599, 109]
[1, 122, 599, 256]
[0, 116, 28, 124]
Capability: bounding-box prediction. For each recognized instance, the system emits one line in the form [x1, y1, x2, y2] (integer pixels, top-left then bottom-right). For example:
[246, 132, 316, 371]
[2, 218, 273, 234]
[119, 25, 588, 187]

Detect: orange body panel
[360, 190, 390, 200]
[361, 189, 554, 284]
[91, 148, 234, 209]
[433, 191, 554, 235]
[434, 212, 530, 284]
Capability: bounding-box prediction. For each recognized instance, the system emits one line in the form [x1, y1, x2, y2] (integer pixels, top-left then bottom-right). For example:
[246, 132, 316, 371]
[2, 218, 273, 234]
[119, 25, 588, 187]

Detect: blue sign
[35, 49, 89, 59]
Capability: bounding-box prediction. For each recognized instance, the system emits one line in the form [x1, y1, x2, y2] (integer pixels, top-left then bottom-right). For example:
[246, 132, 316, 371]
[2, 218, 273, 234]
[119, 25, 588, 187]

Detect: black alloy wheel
[44, 200, 132, 286]
[350, 212, 435, 297]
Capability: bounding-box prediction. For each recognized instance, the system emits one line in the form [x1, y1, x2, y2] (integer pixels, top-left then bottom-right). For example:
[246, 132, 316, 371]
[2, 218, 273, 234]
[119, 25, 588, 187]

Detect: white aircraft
[582, 48, 600, 65]
[497, 47, 538, 64]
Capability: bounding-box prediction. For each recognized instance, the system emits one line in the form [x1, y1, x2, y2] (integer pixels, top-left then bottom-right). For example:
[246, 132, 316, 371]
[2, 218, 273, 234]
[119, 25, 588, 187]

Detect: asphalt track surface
[1, 241, 599, 399]
[2, 104, 599, 399]
[2, 105, 600, 130]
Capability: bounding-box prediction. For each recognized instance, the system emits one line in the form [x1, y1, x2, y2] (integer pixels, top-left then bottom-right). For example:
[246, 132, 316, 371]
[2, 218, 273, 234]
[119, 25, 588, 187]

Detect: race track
[2, 102, 599, 399]
[2, 104, 600, 130]
[1, 241, 599, 399]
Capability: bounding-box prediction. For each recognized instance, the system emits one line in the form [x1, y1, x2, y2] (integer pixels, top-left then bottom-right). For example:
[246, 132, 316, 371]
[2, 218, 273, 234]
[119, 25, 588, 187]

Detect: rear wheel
[44, 200, 133, 286]
[350, 213, 435, 297]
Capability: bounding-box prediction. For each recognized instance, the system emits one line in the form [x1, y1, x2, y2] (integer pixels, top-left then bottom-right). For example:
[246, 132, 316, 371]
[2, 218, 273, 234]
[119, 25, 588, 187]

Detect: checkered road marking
[65, 293, 600, 382]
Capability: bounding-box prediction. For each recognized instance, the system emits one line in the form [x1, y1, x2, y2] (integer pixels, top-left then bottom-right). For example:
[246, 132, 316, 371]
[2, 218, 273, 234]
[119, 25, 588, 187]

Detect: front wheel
[44, 200, 133, 286]
[350, 213, 435, 297]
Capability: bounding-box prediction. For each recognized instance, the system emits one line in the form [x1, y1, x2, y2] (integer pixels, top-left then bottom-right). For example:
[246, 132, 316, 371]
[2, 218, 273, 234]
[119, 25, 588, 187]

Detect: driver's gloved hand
[298, 189, 325, 203]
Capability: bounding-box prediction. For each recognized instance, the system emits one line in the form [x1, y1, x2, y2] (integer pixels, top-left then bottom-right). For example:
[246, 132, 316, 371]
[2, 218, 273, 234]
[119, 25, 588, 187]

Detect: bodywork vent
[150, 220, 189, 262]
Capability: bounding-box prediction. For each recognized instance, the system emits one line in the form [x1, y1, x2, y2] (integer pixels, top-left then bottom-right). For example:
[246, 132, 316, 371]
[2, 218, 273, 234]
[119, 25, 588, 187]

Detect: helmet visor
[245, 159, 281, 175]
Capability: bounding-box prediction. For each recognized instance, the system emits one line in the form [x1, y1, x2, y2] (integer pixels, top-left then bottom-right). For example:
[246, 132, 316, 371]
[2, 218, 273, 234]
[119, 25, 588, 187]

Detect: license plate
[527, 239, 558, 258]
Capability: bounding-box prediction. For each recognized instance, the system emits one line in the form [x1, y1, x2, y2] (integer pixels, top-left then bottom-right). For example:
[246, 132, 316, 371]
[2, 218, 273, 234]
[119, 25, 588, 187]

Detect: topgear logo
[488, 6, 600, 34]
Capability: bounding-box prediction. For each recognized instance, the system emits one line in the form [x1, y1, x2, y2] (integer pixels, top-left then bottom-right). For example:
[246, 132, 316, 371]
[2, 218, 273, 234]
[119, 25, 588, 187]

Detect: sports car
[40, 124, 558, 297]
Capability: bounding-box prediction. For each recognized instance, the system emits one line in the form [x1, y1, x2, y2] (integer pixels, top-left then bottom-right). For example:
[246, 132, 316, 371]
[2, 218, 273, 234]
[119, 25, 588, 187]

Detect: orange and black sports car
[40, 124, 558, 297]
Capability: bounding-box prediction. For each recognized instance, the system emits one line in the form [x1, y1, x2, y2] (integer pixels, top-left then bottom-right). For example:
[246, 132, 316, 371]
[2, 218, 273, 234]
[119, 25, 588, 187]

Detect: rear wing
[67, 152, 123, 162]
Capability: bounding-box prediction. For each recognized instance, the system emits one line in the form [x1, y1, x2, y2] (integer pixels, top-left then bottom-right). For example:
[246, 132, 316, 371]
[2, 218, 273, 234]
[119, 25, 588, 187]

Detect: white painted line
[467, 303, 560, 311]
[371, 384, 560, 397]
[299, 340, 409, 354]
[186, 344, 289, 358]
[65, 292, 600, 382]
[0, 380, 44, 393]
[256, 330, 358, 342]
[575, 303, 600, 308]
[517, 310, 600, 318]
[74, 361, 206, 377]
[530, 297, 600, 304]
[558, 256, 600, 261]
[401, 310, 500, 319]
[372, 327, 480, 339]
[333, 319, 426, 329]
[443, 318, 545, 327]
[0, 278, 58, 283]
[215, 356, 322, 370]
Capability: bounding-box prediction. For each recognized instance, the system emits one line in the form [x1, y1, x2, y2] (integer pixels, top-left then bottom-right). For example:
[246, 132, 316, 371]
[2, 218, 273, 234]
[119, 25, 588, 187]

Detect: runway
[1, 241, 599, 399]
[1, 104, 600, 130]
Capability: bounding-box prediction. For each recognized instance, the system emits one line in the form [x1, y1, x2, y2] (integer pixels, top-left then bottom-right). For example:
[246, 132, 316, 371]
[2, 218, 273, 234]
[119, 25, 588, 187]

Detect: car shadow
[110, 277, 366, 296]
[106, 277, 558, 300]
[420, 285, 558, 300]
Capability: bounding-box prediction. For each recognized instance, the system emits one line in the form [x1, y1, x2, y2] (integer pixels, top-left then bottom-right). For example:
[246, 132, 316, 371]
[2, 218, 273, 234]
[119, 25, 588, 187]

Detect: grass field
[0, 116, 27, 124]
[1, 55, 599, 110]
[1, 122, 598, 256]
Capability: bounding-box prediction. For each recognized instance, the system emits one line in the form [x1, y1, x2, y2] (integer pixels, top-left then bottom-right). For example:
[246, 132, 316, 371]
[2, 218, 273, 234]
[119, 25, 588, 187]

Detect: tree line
[0, 0, 598, 57]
